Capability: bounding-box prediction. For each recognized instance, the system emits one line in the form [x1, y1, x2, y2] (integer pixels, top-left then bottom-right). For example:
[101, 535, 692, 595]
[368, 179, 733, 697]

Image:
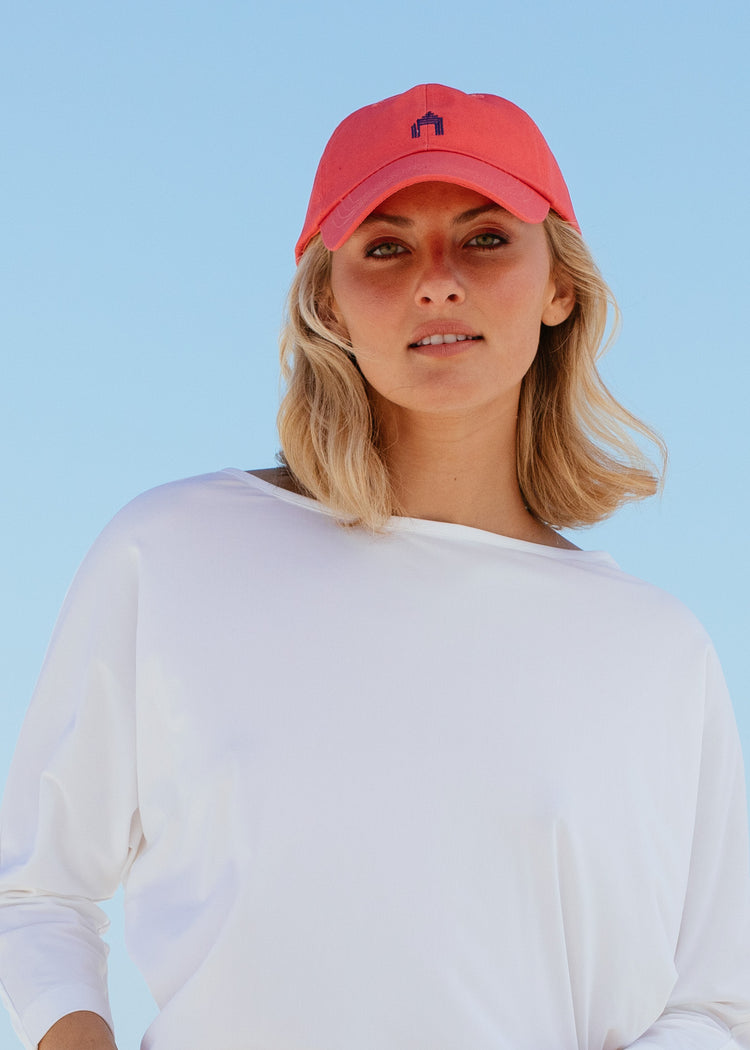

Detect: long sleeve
[624, 647, 750, 1050]
[0, 516, 142, 1049]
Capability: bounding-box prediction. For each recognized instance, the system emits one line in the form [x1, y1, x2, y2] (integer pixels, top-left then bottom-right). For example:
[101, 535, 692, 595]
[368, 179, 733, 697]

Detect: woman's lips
[408, 322, 482, 348]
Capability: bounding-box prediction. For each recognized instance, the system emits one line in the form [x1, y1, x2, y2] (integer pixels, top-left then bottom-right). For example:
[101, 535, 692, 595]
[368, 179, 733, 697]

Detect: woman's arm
[0, 509, 141, 1048]
[624, 647, 750, 1048]
[39, 1012, 116, 1050]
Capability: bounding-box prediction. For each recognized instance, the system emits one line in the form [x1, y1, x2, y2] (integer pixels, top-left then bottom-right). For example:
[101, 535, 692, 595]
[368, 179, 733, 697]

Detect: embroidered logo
[411, 111, 444, 139]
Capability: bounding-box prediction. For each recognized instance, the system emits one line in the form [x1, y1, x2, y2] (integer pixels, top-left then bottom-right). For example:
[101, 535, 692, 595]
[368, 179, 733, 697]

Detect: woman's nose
[414, 252, 465, 306]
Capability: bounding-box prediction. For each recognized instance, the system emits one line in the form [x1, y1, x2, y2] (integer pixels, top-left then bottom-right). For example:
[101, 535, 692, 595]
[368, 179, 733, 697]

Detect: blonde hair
[277, 218, 665, 531]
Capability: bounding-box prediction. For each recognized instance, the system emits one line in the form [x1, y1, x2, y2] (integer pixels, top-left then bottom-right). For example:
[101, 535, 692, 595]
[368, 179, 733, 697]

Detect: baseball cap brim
[312, 152, 554, 257]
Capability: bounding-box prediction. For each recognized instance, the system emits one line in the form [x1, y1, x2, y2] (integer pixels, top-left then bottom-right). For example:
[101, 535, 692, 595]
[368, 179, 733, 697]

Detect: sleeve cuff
[18, 984, 113, 1050]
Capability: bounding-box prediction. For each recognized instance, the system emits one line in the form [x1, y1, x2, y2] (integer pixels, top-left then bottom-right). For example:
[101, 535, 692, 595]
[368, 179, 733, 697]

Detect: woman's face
[329, 182, 574, 428]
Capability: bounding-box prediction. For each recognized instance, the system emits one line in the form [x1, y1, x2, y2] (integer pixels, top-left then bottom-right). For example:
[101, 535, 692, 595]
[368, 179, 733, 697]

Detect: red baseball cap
[295, 83, 579, 262]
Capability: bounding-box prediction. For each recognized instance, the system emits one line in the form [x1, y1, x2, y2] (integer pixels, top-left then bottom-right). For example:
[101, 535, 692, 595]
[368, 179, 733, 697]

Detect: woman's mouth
[409, 334, 483, 348]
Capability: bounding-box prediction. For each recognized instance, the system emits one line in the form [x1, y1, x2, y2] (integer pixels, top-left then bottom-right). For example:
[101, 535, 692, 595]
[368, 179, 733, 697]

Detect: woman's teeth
[415, 334, 480, 346]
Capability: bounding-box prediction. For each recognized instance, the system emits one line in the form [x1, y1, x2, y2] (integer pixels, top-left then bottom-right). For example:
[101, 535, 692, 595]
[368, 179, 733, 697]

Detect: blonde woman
[1, 84, 749, 1050]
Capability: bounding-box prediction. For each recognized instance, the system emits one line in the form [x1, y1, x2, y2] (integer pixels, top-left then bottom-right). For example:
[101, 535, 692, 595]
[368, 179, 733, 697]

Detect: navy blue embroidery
[411, 111, 444, 138]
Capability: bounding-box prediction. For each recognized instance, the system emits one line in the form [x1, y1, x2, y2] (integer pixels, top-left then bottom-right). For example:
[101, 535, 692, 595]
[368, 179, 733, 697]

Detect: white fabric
[1, 468, 749, 1050]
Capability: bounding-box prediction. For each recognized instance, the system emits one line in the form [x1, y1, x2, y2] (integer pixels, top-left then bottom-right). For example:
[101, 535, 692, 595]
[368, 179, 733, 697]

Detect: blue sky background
[1, 1, 748, 1046]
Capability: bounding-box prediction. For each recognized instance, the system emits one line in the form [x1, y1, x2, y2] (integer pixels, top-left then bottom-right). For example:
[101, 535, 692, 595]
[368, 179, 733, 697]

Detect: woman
[1, 84, 749, 1050]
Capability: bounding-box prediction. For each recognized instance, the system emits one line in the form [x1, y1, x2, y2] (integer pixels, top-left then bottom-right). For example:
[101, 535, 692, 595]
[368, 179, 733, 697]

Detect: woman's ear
[541, 276, 576, 327]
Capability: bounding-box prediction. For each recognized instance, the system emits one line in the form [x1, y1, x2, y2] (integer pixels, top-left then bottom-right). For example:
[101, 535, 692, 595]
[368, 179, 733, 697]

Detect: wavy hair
[277, 218, 665, 530]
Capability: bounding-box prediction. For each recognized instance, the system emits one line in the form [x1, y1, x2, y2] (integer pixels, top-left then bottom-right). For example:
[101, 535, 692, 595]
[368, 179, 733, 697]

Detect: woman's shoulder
[112, 468, 244, 522]
[117, 467, 297, 515]
[96, 467, 314, 551]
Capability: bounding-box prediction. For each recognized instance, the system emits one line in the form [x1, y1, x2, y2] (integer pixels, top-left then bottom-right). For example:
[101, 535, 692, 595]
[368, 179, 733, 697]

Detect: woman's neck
[377, 405, 577, 549]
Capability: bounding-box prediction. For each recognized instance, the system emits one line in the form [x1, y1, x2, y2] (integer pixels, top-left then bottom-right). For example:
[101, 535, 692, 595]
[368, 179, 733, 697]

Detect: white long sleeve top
[1, 469, 749, 1050]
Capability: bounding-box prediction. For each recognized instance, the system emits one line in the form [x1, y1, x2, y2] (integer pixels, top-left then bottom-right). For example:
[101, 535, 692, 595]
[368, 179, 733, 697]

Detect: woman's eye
[467, 232, 507, 250]
[366, 242, 407, 258]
